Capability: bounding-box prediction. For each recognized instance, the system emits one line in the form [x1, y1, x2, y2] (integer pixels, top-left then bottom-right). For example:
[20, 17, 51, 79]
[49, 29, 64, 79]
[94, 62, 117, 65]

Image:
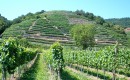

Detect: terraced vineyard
[1, 10, 129, 80]
[2, 11, 126, 46]
[2, 11, 81, 46]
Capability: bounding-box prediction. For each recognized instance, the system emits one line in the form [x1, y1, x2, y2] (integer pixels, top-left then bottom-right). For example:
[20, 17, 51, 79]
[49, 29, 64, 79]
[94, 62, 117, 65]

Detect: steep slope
[2, 10, 127, 46]
[2, 11, 86, 45]
[106, 18, 130, 45]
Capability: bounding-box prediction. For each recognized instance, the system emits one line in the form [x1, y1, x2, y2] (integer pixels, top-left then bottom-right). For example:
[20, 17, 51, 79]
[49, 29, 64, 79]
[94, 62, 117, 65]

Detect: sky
[0, 0, 130, 20]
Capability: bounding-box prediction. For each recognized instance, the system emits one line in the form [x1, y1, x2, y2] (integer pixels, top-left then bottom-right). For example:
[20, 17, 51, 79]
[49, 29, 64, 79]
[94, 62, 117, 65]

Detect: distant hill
[1, 10, 127, 46]
[105, 17, 130, 28]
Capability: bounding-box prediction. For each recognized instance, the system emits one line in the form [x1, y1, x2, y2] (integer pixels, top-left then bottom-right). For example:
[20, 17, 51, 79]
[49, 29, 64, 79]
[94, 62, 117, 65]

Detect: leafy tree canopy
[70, 24, 96, 49]
[0, 14, 11, 34]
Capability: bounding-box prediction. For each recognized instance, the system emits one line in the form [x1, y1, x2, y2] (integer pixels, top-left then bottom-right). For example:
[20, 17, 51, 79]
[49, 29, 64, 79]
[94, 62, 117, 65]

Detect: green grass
[20, 53, 49, 80]
[35, 53, 49, 80]
[2, 19, 35, 38]
[61, 68, 90, 80]
[70, 64, 112, 80]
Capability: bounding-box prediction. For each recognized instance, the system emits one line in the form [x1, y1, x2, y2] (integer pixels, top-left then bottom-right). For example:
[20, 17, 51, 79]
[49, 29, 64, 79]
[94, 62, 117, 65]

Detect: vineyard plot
[63, 46, 130, 80]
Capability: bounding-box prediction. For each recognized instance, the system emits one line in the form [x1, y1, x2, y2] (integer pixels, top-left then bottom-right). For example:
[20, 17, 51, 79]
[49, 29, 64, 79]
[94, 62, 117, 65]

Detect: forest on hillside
[106, 18, 130, 28]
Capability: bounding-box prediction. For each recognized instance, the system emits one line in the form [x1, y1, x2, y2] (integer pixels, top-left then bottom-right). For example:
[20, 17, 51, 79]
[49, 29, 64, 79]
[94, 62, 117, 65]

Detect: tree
[36, 10, 45, 14]
[12, 17, 22, 24]
[25, 12, 35, 20]
[70, 24, 96, 49]
[0, 15, 11, 34]
[85, 12, 95, 20]
[12, 15, 25, 24]
[95, 16, 105, 25]
[75, 10, 85, 16]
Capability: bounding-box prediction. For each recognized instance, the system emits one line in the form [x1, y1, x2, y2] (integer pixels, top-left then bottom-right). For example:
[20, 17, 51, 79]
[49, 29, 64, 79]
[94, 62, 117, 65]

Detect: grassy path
[66, 66, 100, 80]
[72, 64, 130, 80]
[29, 20, 37, 31]
[20, 53, 49, 80]
[61, 67, 90, 80]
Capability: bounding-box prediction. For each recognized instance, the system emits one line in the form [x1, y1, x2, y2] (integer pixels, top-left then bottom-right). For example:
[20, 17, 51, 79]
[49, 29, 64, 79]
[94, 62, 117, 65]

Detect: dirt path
[29, 20, 37, 31]
[48, 68, 56, 80]
[52, 26, 67, 36]
[66, 66, 101, 80]
[72, 64, 130, 80]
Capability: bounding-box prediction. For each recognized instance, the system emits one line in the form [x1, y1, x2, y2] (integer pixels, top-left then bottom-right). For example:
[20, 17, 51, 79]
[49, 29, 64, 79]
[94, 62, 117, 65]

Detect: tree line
[0, 14, 11, 34]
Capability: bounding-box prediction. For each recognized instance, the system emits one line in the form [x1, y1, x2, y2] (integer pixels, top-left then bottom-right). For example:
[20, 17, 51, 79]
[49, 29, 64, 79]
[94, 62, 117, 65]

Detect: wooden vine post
[113, 41, 118, 80]
[1, 58, 6, 80]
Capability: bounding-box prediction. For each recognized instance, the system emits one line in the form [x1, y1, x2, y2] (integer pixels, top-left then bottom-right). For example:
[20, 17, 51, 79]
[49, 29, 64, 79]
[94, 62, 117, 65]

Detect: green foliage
[103, 23, 111, 27]
[61, 68, 90, 80]
[75, 10, 105, 23]
[17, 38, 30, 47]
[44, 42, 65, 79]
[35, 10, 45, 15]
[25, 13, 36, 20]
[35, 54, 49, 80]
[12, 15, 24, 24]
[111, 25, 127, 44]
[95, 16, 105, 25]
[2, 19, 35, 38]
[0, 38, 37, 80]
[75, 10, 85, 16]
[106, 18, 130, 46]
[64, 46, 130, 77]
[12, 12, 36, 24]
[0, 14, 11, 34]
[95, 24, 127, 46]
[35, 18, 49, 26]
[70, 24, 96, 49]
[106, 18, 130, 27]
[21, 54, 49, 80]
[85, 12, 95, 20]
[47, 12, 69, 28]
[75, 10, 107, 25]
[2, 10, 127, 47]
[50, 42, 65, 73]
[0, 38, 22, 74]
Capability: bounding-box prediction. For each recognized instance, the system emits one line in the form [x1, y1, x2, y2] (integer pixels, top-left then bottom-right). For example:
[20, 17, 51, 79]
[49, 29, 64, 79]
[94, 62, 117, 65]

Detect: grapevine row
[63, 46, 130, 77]
[0, 38, 38, 80]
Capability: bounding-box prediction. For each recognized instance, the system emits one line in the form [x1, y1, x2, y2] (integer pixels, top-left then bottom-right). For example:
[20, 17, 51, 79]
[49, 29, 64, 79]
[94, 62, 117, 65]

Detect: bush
[50, 42, 65, 74]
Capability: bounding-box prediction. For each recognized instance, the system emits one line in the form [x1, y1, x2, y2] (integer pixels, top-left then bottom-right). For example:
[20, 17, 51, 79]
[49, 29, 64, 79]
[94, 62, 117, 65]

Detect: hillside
[106, 17, 130, 28]
[2, 10, 127, 46]
[106, 18, 130, 46]
[2, 11, 85, 46]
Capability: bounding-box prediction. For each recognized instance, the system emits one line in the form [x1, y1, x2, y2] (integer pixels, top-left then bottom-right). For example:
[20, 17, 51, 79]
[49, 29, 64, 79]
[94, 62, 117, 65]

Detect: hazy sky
[0, 0, 129, 20]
